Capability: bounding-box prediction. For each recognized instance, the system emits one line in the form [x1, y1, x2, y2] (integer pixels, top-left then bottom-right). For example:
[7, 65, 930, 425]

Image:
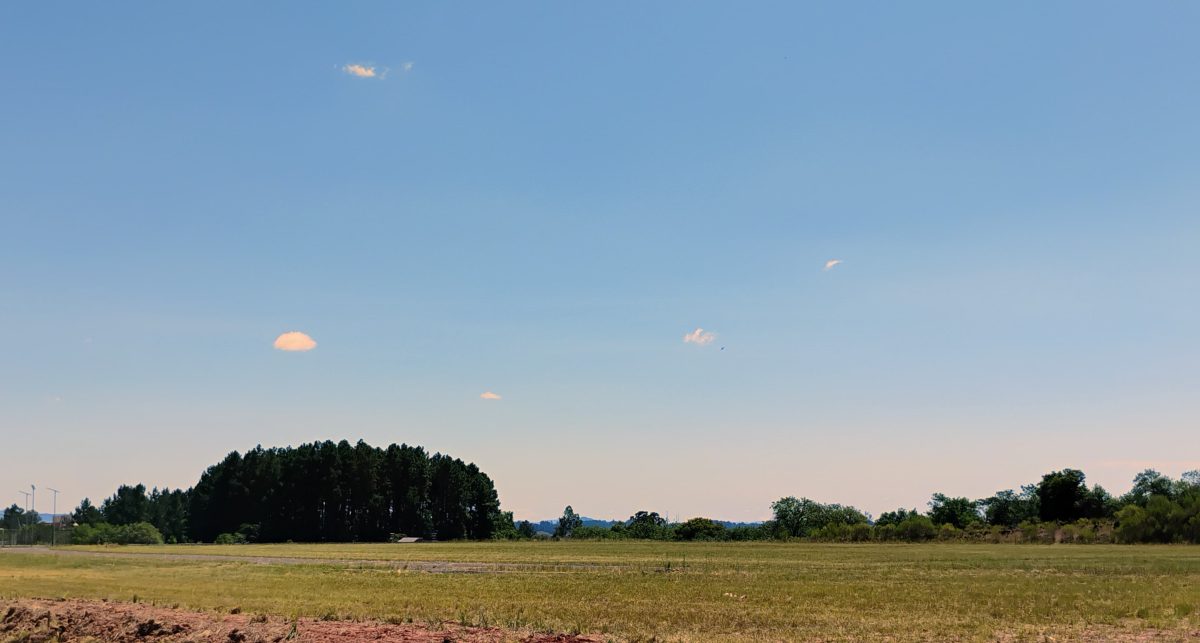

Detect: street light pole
[17, 491, 31, 543]
[47, 488, 60, 547]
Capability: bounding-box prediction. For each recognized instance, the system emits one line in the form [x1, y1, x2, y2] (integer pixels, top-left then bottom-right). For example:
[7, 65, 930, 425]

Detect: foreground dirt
[0, 599, 601, 643]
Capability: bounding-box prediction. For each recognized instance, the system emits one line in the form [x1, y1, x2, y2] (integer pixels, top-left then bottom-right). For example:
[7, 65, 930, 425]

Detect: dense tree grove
[1111, 470, 1200, 544]
[771, 497, 867, 537]
[66, 440, 506, 543]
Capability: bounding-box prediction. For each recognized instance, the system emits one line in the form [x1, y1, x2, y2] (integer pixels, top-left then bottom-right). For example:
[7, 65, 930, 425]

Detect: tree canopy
[70, 439, 505, 543]
[554, 506, 582, 538]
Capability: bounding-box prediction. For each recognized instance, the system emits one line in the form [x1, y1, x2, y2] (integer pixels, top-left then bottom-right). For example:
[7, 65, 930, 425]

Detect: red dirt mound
[0, 598, 602, 643]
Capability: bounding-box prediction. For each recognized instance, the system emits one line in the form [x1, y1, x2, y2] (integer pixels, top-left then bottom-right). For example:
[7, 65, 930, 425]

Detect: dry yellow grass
[3, 542, 1199, 641]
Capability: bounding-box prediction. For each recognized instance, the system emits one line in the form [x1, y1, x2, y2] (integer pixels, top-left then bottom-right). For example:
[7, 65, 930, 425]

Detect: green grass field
[3, 542, 1199, 641]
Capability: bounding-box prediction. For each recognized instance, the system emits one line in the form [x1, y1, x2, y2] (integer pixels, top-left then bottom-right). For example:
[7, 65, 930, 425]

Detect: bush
[122, 522, 165, 544]
[810, 522, 873, 542]
[895, 516, 937, 541]
[214, 532, 246, 544]
[569, 525, 621, 540]
[1061, 519, 1098, 543]
[726, 524, 769, 541]
[676, 518, 727, 541]
[1018, 520, 1048, 543]
[71, 522, 164, 545]
[873, 524, 897, 541]
[936, 524, 962, 540]
[847, 523, 874, 542]
[892, 515, 936, 539]
[70, 523, 111, 544]
[1113, 494, 1200, 544]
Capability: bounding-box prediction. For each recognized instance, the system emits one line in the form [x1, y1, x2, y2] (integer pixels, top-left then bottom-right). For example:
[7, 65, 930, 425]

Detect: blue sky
[2, 2, 1198, 521]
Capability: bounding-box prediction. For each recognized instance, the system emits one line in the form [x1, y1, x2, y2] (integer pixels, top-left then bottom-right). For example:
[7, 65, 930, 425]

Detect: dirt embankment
[0, 598, 601, 643]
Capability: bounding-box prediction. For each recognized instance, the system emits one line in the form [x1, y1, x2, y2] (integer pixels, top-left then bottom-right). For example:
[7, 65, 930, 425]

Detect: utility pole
[17, 491, 31, 542]
[47, 488, 60, 546]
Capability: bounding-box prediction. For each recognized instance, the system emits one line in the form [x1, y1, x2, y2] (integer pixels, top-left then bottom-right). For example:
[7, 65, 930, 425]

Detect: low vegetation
[69, 521, 164, 545]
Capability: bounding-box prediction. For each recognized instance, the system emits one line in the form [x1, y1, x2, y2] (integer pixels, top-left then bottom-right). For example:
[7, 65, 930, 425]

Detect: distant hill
[524, 517, 619, 534]
[520, 517, 763, 534]
[715, 520, 764, 529]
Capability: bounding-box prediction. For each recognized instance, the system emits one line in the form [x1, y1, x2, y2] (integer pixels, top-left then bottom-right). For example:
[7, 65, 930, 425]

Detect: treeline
[1, 505, 42, 530]
[37, 462, 1200, 545]
[536, 468, 1200, 544]
[65, 440, 509, 543]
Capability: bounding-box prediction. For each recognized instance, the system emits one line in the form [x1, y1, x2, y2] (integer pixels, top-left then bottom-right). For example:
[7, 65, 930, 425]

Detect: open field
[3, 542, 1200, 641]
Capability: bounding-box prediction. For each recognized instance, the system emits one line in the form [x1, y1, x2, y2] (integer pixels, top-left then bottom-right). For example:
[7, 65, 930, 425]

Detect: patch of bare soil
[0, 599, 602, 643]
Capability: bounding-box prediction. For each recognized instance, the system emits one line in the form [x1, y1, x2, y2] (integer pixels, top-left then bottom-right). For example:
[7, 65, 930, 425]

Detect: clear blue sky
[2, 2, 1198, 521]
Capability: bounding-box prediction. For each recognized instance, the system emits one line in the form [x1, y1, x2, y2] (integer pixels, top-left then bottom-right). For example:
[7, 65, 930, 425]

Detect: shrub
[570, 525, 621, 540]
[676, 518, 727, 541]
[936, 523, 962, 540]
[1063, 519, 1097, 544]
[71, 522, 163, 545]
[1018, 521, 1050, 543]
[895, 516, 936, 541]
[846, 523, 873, 542]
[873, 524, 897, 541]
[726, 524, 768, 541]
[122, 522, 165, 544]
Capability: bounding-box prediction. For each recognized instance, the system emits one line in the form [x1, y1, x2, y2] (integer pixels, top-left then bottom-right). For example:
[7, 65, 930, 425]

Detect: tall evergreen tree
[101, 484, 150, 525]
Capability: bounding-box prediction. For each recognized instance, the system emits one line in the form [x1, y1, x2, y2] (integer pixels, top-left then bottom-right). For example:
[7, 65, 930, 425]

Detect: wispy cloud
[341, 62, 413, 79]
[823, 259, 843, 271]
[683, 328, 716, 346]
[343, 63, 379, 78]
[273, 331, 317, 352]
[480, 391, 502, 400]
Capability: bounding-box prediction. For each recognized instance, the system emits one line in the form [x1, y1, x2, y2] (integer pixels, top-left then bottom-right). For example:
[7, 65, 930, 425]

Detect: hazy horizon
[3, 2, 1198, 523]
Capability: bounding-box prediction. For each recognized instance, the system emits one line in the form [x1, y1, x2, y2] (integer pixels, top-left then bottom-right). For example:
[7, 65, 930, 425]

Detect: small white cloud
[402, 61, 414, 72]
[274, 331, 317, 352]
[343, 63, 379, 78]
[823, 259, 843, 271]
[480, 391, 502, 400]
[683, 328, 716, 345]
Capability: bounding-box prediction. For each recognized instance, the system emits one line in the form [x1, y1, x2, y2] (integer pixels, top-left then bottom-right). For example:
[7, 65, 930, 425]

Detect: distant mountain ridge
[521, 517, 763, 534]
